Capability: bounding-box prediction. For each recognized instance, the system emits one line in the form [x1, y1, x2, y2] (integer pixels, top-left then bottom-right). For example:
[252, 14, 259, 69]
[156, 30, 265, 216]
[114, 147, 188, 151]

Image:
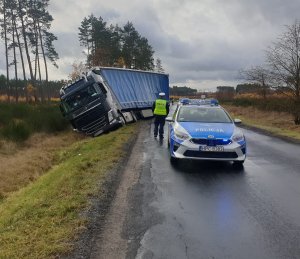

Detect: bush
[11, 104, 30, 118]
[27, 105, 69, 133]
[0, 103, 70, 142]
[231, 96, 298, 113]
[42, 111, 69, 132]
[1, 120, 31, 142]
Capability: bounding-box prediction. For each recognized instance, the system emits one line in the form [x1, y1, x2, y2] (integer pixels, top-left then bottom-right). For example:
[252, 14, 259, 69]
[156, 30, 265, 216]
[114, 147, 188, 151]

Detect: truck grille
[82, 115, 107, 135]
[74, 106, 108, 135]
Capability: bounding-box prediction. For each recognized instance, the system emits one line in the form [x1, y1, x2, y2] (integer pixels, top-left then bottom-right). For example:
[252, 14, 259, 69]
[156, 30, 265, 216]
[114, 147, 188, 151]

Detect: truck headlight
[108, 110, 114, 122]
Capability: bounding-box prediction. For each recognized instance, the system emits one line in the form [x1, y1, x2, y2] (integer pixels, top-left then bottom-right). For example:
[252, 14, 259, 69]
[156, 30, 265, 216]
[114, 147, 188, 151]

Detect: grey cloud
[54, 32, 82, 57]
[1, 0, 300, 90]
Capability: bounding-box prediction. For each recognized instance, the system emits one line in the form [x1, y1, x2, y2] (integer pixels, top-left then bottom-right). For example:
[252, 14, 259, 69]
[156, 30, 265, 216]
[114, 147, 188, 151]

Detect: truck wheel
[118, 113, 126, 125]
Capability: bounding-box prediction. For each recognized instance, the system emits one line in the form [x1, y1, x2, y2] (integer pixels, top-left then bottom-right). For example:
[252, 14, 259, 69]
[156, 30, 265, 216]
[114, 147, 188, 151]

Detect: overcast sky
[1, 0, 299, 91]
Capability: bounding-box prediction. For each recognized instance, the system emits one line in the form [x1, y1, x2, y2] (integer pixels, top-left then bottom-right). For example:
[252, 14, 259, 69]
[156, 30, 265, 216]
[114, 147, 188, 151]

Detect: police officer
[152, 92, 169, 139]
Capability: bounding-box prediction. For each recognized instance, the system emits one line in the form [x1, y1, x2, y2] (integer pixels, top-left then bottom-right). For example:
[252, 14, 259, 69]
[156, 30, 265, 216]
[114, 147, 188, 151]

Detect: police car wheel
[170, 156, 178, 165]
[233, 160, 244, 166]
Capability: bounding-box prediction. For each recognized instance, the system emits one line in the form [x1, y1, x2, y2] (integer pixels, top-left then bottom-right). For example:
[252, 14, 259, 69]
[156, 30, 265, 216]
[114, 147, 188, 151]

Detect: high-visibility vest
[154, 99, 167, 115]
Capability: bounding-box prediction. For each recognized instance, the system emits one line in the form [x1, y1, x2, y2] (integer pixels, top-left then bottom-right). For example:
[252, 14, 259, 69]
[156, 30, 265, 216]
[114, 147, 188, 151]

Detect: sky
[1, 0, 300, 91]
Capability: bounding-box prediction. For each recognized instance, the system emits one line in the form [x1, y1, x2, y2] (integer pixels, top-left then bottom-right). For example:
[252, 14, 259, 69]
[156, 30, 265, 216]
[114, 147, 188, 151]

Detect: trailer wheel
[130, 111, 138, 122]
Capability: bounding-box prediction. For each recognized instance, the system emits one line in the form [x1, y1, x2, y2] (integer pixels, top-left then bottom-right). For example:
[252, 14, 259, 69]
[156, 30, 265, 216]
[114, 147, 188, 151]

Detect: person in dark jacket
[152, 92, 170, 138]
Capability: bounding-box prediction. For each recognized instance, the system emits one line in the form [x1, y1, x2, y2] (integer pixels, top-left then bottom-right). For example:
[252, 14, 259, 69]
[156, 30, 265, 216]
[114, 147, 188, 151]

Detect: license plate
[200, 146, 224, 152]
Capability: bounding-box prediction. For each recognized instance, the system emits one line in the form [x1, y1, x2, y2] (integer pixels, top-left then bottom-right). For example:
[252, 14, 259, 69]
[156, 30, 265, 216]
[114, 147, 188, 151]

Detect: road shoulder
[88, 122, 147, 259]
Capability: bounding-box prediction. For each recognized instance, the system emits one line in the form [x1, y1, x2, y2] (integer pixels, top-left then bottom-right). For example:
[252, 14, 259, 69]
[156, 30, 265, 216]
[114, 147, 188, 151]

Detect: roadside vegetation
[0, 131, 84, 198]
[0, 102, 69, 142]
[223, 102, 300, 141]
[239, 20, 300, 124]
[0, 123, 138, 258]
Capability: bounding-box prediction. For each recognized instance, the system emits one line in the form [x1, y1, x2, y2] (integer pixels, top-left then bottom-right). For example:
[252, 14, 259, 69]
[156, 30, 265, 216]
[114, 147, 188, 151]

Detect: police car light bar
[187, 98, 219, 106]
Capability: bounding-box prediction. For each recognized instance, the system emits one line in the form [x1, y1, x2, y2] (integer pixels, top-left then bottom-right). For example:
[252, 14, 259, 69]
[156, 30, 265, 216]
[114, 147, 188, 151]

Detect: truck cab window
[98, 83, 107, 94]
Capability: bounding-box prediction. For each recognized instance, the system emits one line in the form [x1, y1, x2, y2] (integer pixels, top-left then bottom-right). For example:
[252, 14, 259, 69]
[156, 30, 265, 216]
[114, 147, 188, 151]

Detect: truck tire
[118, 113, 126, 125]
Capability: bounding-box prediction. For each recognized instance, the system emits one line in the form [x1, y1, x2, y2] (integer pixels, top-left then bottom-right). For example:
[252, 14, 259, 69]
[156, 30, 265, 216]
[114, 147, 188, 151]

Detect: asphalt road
[123, 107, 300, 259]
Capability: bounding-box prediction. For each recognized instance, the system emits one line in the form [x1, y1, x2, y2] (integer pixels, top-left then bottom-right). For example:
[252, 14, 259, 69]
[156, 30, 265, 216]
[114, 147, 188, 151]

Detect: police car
[166, 100, 246, 165]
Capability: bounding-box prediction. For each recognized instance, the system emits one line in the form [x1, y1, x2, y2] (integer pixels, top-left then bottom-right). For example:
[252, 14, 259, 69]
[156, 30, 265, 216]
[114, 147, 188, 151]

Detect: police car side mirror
[166, 116, 174, 122]
[234, 118, 242, 124]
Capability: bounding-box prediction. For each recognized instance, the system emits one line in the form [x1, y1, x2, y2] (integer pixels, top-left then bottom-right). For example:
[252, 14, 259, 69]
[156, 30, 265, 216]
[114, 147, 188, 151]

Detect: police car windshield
[177, 106, 232, 123]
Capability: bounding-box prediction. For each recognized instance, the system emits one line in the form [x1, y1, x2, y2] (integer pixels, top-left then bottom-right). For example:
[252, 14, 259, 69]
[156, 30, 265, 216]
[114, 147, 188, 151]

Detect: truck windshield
[61, 84, 100, 113]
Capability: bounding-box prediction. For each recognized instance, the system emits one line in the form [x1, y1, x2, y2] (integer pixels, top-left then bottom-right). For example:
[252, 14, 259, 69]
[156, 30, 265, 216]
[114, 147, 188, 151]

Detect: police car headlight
[174, 128, 190, 140]
[232, 132, 245, 142]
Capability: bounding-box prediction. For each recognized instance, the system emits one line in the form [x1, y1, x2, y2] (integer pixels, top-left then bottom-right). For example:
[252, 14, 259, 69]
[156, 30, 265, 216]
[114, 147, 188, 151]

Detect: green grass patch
[0, 124, 138, 259]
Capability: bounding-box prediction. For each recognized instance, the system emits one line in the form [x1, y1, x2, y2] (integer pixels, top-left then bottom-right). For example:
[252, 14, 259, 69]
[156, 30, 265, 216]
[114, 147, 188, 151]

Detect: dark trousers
[154, 115, 166, 137]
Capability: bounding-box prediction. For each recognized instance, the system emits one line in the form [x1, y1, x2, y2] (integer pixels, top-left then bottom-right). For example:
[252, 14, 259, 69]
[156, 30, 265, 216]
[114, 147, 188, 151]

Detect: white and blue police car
[166, 100, 246, 165]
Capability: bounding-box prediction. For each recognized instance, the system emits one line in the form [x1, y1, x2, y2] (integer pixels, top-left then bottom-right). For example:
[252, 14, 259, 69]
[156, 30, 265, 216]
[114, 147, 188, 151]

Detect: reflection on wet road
[127, 106, 300, 259]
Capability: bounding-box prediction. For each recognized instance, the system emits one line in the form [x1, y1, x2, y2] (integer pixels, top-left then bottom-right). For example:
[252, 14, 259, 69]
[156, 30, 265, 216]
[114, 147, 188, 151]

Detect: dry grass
[0, 131, 84, 198]
[0, 124, 138, 258]
[224, 104, 300, 140]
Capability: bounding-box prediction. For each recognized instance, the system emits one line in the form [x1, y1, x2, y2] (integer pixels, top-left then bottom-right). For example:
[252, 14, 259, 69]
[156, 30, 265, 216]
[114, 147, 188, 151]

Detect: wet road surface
[124, 107, 300, 259]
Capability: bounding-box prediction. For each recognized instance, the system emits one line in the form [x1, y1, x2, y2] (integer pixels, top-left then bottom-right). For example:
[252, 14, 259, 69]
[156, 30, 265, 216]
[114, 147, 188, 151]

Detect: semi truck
[59, 67, 169, 136]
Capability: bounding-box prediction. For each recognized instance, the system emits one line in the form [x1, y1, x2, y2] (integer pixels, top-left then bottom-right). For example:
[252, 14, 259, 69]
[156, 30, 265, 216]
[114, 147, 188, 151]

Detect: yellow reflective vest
[154, 99, 167, 115]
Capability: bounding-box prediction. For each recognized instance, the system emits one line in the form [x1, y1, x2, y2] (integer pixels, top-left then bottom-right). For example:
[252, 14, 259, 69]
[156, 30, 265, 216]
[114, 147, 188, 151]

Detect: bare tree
[266, 20, 300, 124]
[68, 62, 87, 81]
[239, 66, 270, 99]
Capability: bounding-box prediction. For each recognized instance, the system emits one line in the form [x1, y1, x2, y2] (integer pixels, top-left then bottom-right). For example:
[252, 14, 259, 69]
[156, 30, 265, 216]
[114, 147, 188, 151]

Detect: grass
[0, 123, 138, 259]
[223, 104, 300, 141]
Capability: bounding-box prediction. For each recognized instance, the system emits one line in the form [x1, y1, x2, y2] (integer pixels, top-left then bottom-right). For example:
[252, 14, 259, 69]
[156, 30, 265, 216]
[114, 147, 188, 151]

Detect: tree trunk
[33, 17, 44, 102]
[13, 12, 28, 102]
[3, 0, 10, 102]
[38, 22, 50, 101]
[12, 21, 19, 102]
[18, 0, 35, 100]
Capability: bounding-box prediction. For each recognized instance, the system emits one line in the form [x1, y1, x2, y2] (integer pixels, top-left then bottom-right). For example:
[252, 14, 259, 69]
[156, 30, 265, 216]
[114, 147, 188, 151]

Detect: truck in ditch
[59, 67, 169, 136]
